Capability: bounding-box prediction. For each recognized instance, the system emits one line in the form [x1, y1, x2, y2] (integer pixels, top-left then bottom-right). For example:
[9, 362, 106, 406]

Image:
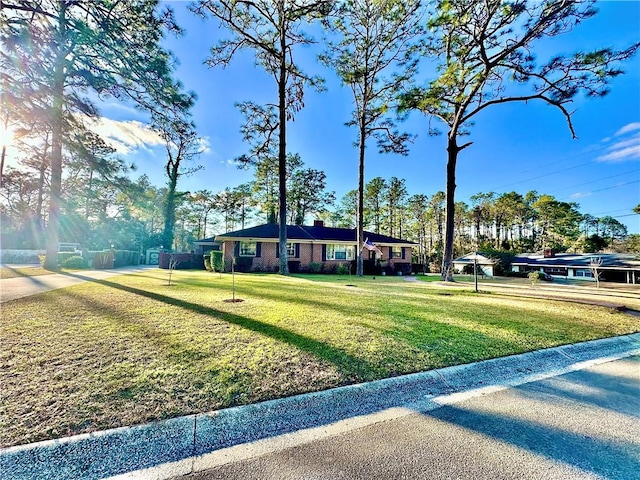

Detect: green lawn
[1, 269, 638, 448]
[0, 265, 54, 279]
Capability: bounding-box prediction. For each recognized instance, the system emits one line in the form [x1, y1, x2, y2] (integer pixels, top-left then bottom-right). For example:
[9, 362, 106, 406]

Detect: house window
[391, 246, 402, 258]
[326, 244, 355, 261]
[575, 269, 594, 278]
[287, 243, 296, 257]
[239, 241, 256, 257]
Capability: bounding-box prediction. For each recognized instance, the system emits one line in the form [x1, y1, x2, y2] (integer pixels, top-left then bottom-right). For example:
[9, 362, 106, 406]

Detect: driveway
[0, 265, 157, 303]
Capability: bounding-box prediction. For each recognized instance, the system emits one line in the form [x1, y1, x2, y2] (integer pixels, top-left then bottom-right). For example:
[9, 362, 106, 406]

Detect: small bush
[429, 261, 441, 273]
[210, 251, 224, 272]
[204, 257, 212, 272]
[61, 255, 88, 269]
[336, 263, 350, 275]
[57, 252, 79, 265]
[528, 271, 540, 286]
[308, 262, 322, 273]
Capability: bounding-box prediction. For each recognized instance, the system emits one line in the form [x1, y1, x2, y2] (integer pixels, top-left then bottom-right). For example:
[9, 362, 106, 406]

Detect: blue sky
[96, 1, 640, 234]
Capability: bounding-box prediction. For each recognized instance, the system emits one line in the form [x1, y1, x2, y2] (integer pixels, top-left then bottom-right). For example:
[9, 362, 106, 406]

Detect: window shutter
[322, 244, 327, 261]
[295, 243, 300, 258]
[276, 243, 279, 258]
[389, 247, 393, 258]
[401, 247, 406, 259]
[256, 242, 261, 258]
[234, 241, 239, 256]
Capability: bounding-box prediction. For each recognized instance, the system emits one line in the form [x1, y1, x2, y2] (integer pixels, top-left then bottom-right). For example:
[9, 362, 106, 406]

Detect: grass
[0, 265, 54, 279]
[1, 269, 638, 448]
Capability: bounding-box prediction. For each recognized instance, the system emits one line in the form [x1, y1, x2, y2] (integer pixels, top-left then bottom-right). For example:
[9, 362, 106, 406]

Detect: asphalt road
[182, 356, 640, 480]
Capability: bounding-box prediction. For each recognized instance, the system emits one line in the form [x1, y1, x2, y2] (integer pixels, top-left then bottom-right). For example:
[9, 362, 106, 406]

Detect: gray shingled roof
[215, 224, 416, 244]
[512, 253, 640, 269]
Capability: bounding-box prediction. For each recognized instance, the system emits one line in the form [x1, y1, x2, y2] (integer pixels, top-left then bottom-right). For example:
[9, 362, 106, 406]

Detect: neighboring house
[214, 220, 416, 274]
[452, 252, 497, 277]
[511, 251, 640, 284]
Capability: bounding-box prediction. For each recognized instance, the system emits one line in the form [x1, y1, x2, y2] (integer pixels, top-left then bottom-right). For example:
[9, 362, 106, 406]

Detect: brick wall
[222, 240, 412, 273]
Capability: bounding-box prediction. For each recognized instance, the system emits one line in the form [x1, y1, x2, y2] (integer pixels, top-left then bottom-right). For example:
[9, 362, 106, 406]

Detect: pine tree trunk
[43, 6, 66, 270]
[163, 172, 177, 250]
[277, 18, 289, 275]
[356, 123, 365, 276]
[441, 137, 458, 281]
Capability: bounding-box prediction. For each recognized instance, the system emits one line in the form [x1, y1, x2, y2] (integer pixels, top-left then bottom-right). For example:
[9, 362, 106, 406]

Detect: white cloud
[597, 126, 640, 162]
[606, 131, 640, 150]
[598, 145, 640, 162]
[198, 137, 212, 154]
[85, 116, 163, 154]
[570, 192, 592, 199]
[614, 122, 640, 136]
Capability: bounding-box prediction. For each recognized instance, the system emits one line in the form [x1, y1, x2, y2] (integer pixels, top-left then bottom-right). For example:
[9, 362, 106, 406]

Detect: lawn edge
[2, 333, 639, 480]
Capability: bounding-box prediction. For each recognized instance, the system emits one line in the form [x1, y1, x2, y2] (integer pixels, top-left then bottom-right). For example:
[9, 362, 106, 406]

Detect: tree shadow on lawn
[57, 271, 630, 377]
[56, 272, 377, 381]
[227, 282, 595, 352]
[55, 287, 208, 365]
[0, 265, 44, 279]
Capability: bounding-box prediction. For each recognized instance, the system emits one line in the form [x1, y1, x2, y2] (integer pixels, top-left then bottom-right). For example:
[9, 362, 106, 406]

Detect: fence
[158, 252, 205, 270]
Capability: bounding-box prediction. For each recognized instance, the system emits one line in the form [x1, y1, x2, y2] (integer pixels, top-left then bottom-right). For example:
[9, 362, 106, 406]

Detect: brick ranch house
[215, 221, 416, 274]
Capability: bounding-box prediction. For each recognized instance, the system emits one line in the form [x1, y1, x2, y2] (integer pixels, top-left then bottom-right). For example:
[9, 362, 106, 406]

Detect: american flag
[363, 238, 384, 256]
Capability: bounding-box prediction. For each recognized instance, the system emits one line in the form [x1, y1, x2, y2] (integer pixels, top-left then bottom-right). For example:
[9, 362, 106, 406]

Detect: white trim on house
[511, 253, 640, 284]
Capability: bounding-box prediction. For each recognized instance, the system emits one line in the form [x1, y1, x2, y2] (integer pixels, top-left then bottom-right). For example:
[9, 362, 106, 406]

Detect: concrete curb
[2, 334, 639, 480]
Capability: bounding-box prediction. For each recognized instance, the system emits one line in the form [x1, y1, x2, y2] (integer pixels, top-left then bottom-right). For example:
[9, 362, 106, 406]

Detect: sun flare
[0, 124, 14, 147]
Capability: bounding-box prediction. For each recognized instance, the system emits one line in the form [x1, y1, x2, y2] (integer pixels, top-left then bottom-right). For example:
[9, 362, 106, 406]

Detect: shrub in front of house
[61, 255, 88, 269]
[57, 252, 80, 265]
[308, 262, 322, 273]
[336, 263, 350, 275]
[204, 256, 212, 271]
[210, 251, 224, 272]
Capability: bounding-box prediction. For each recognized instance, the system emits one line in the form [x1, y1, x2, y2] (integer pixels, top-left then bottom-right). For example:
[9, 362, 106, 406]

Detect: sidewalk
[0, 265, 157, 303]
[1, 334, 638, 480]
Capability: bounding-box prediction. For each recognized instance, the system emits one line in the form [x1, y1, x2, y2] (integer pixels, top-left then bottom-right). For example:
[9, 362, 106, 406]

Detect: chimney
[313, 220, 324, 228]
